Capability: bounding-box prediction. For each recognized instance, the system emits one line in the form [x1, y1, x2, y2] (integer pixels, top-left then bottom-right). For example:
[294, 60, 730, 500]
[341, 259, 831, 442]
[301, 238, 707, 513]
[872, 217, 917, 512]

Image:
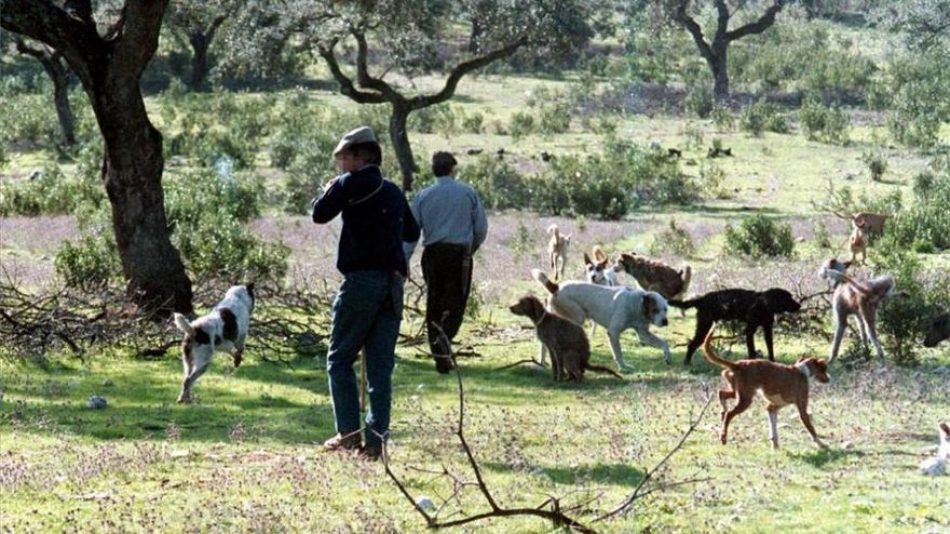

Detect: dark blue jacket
[311, 165, 420, 277]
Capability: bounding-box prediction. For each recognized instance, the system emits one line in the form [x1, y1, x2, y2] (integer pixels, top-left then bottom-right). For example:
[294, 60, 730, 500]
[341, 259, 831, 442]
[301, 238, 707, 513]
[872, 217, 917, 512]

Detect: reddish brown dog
[702, 325, 830, 450]
[615, 252, 692, 300]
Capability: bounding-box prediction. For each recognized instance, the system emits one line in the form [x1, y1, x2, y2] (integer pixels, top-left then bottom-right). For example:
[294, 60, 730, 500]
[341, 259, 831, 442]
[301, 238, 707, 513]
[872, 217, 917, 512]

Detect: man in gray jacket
[405, 151, 488, 374]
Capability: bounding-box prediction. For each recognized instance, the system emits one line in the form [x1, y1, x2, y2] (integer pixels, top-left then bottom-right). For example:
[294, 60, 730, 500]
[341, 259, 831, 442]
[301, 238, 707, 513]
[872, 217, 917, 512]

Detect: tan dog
[852, 212, 887, 236]
[509, 295, 621, 381]
[849, 222, 867, 264]
[703, 325, 829, 449]
[547, 224, 571, 281]
[615, 252, 692, 300]
[820, 267, 898, 362]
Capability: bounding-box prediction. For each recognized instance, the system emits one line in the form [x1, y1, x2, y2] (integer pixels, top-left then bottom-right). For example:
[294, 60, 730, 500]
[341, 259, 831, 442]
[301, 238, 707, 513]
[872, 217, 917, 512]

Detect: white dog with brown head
[173, 284, 255, 403]
[532, 269, 671, 372]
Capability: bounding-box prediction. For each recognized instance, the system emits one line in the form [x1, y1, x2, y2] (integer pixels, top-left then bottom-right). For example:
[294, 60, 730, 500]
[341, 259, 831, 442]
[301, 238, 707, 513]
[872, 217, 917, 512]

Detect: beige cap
[333, 126, 378, 157]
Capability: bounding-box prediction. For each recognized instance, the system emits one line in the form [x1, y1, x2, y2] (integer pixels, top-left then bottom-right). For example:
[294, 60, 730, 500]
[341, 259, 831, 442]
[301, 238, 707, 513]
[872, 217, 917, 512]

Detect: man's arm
[403, 195, 422, 262]
[471, 192, 488, 254]
[311, 176, 347, 224]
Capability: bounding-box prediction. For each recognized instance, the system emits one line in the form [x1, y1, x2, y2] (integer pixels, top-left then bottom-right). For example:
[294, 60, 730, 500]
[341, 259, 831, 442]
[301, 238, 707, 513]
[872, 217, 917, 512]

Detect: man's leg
[326, 274, 381, 444]
[422, 247, 454, 372]
[362, 276, 402, 453]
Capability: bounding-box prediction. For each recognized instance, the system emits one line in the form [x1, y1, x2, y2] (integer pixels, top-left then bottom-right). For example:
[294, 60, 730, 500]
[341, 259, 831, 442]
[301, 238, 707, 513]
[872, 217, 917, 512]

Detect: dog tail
[173, 313, 195, 336]
[531, 268, 559, 294]
[667, 296, 699, 309]
[702, 324, 736, 371]
[584, 363, 623, 379]
[679, 264, 692, 294]
[592, 245, 608, 263]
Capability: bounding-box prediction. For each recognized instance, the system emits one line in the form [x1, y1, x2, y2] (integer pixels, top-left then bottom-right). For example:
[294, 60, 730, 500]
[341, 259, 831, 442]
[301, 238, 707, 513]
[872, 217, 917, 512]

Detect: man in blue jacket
[311, 126, 420, 459]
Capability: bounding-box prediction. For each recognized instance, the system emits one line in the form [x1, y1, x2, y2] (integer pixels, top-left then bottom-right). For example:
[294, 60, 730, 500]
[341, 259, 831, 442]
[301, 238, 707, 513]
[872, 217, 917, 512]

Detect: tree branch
[725, 0, 785, 42]
[351, 27, 402, 102]
[673, 1, 716, 64]
[317, 38, 387, 104]
[410, 36, 529, 110]
[112, 1, 168, 77]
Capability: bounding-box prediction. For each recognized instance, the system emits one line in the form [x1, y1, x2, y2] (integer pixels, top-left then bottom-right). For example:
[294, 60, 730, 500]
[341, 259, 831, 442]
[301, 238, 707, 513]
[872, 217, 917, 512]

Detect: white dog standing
[532, 269, 671, 372]
[173, 284, 255, 403]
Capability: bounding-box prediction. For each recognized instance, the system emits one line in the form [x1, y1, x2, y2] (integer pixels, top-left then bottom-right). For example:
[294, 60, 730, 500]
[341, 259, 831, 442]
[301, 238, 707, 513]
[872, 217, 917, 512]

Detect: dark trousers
[421, 243, 472, 373]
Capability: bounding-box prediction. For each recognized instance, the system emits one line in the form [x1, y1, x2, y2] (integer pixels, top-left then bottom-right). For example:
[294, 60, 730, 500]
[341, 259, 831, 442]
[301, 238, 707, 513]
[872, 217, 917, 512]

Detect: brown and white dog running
[702, 325, 830, 450]
[173, 284, 255, 403]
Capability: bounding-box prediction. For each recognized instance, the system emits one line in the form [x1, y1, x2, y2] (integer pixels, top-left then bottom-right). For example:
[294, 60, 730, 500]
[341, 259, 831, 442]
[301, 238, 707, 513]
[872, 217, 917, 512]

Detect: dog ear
[584, 252, 593, 266]
[642, 294, 657, 319]
[173, 313, 195, 336]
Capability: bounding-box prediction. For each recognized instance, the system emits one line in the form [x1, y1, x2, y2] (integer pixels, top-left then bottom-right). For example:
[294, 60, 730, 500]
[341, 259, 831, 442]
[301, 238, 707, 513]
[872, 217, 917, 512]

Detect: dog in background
[509, 295, 622, 382]
[532, 269, 671, 371]
[702, 325, 830, 450]
[835, 211, 888, 236]
[584, 245, 620, 336]
[546, 224, 571, 281]
[584, 245, 620, 287]
[614, 252, 691, 301]
[923, 311, 949, 348]
[670, 287, 801, 365]
[173, 284, 255, 403]
[820, 267, 897, 362]
[919, 422, 950, 476]
[849, 222, 867, 264]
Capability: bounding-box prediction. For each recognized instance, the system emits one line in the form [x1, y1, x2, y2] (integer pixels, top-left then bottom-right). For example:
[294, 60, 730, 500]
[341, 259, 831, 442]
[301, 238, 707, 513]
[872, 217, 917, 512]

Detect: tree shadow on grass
[484, 461, 646, 488]
[787, 447, 864, 467]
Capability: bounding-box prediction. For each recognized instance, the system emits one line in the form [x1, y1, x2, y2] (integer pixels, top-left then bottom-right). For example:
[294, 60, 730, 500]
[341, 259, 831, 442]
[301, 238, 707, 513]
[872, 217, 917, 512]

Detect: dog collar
[532, 310, 548, 327]
[795, 361, 812, 379]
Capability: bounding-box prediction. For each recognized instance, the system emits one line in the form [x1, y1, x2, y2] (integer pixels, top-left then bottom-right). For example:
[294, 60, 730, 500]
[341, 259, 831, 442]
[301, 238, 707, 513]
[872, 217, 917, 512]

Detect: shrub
[649, 218, 695, 258]
[861, 149, 887, 182]
[0, 159, 104, 217]
[799, 98, 850, 144]
[880, 160, 950, 251]
[55, 228, 121, 291]
[538, 103, 571, 135]
[740, 99, 789, 136]
[458, 155, 531, 211]
[723, 214, 795, 258]
[461, 112, 485, 134]
[874, 53, 950, 149]
[685, 82, 714, 119]
[711, 105, 735, 132]
[509, 112, 536, 140]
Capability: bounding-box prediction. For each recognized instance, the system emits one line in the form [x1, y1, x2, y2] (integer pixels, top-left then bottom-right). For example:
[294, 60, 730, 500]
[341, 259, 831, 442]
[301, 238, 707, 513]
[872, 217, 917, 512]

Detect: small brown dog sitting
[509, 295, 621, 382]
[703, 325, 829, 450]
[615, 252, 691, 300]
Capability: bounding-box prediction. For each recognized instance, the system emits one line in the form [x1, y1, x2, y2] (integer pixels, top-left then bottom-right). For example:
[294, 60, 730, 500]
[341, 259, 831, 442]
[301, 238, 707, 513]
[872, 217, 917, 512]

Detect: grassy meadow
[2, 25, 950, 534]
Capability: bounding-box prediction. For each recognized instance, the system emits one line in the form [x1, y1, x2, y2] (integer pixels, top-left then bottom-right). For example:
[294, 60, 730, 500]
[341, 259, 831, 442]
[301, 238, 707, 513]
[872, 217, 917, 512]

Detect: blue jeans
[327, 270, 403, 448]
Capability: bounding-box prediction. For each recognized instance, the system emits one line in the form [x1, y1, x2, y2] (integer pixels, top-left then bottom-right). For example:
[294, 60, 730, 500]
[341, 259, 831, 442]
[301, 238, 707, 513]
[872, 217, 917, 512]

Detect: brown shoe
[323, 432, 361, 452]
[359, 444, 383, 461]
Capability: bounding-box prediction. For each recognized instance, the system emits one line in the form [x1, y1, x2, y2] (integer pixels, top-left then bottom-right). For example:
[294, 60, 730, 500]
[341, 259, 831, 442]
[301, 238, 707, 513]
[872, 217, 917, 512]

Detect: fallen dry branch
[384, 324, 714, 532]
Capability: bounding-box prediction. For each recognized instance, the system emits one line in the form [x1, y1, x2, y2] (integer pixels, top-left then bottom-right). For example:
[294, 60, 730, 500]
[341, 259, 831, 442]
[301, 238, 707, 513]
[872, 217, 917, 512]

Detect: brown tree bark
[674, 0, 786, 102]
[2, 0, 194, 315]
[318, 28, 527, 191]
[14, 38, 77, 146]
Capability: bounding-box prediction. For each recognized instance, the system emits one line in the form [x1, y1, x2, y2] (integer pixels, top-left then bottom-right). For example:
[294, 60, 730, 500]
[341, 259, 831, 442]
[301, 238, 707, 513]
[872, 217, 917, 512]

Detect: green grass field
[2, 45, 950, 534]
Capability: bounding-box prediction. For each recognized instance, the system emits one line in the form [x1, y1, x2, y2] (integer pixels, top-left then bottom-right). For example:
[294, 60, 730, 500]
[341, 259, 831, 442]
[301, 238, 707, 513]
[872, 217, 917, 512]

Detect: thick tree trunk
[468, 17, 483, 54]
[389, 105, 417, 191]
[709, 41, 729, 102]
[51, 66, 76, 145]
[90, 71, 193, 314]
[189, 32, 210, 91]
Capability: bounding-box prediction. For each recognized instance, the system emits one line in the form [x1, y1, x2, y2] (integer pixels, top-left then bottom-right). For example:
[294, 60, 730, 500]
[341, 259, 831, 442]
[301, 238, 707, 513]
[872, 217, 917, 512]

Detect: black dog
[670, 288, 801, 365]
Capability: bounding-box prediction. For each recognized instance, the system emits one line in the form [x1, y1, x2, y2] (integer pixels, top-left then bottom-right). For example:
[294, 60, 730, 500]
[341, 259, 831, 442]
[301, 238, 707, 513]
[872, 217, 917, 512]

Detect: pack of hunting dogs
[171, 217, 948, 472]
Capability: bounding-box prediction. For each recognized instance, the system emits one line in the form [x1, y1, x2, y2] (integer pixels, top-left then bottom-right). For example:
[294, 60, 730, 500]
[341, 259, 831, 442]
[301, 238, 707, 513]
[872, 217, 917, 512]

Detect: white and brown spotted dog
[173, 284, 255, 403]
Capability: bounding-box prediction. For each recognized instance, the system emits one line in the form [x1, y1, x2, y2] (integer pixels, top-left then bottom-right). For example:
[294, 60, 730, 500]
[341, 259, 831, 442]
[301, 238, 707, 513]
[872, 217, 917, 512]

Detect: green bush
[538, 103, 571, 135]
[861, 149, 888, 182]
[509, 112, 536, 140]
[724, 214, 795, 258]
[461, 112, 485, 134]
[55, 232, 121, 291]
[799, 98, 850, 144]
[0, 159, 104, 217]
[872, 53, 950, 149]
[458, 155, 531, 211]
[740, 99, 789, 136]
[711, 105, 735, 132]
[881, 160, 950, 251]
[649, 218, 695, 257]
